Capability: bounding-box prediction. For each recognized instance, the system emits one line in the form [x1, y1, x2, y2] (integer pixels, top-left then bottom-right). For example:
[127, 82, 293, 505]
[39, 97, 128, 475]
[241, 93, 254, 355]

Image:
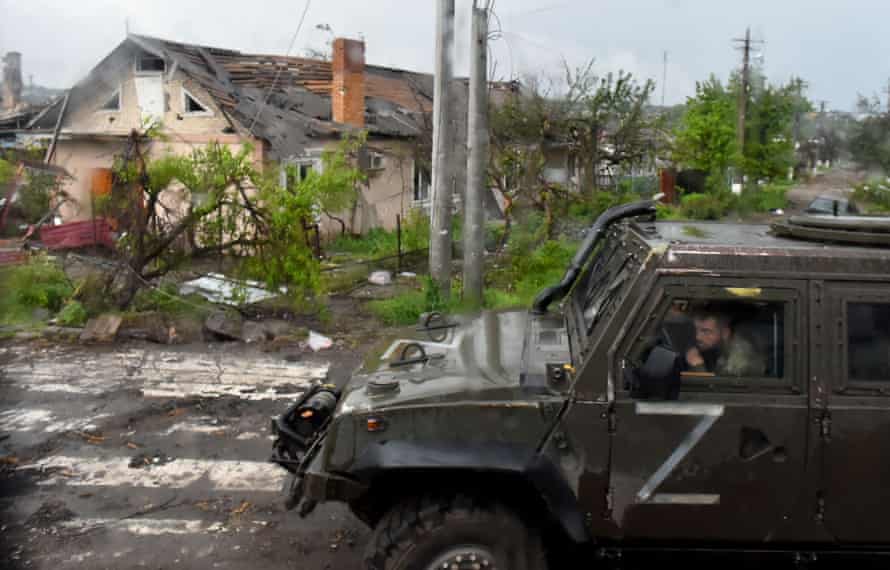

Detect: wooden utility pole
[462, 2, 489, 308]
[430, 0, 456, 299]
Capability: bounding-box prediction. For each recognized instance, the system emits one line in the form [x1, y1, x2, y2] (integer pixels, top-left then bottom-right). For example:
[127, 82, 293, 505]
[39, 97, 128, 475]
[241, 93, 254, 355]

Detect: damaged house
[16, 34, 513, 236]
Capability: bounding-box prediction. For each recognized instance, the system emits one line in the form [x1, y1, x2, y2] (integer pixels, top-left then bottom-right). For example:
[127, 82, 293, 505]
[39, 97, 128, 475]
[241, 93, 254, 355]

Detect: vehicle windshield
[566, 231, 635, 351]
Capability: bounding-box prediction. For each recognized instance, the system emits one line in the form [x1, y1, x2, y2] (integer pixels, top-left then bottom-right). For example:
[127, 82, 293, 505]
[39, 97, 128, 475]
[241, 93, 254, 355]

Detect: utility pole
[430, 0, 456, 299]
[661, 51, 668, 107]
[885, 78, 890, 113]
[462, 2, 489, 308]
[734, 28, 752, 155]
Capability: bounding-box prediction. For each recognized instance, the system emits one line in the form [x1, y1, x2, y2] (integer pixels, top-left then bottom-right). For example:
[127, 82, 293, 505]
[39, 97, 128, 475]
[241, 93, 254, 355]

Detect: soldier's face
[694, 317, 723, 351]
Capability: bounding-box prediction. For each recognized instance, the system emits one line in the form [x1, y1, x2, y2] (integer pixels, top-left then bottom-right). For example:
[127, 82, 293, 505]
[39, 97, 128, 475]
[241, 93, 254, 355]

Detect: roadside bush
[736, 181, 791, 215]
[56, 300, 88, 327]
[0, 255, 73, 325]
[568, 190, 637, 222]
[679, 193, 731, 220]
[131, 283, 209, 317]
[853, 179, 890, 213]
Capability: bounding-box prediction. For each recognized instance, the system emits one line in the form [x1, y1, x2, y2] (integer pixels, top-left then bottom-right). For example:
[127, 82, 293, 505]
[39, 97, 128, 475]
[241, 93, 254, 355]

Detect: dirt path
[785, 166, 866, 213]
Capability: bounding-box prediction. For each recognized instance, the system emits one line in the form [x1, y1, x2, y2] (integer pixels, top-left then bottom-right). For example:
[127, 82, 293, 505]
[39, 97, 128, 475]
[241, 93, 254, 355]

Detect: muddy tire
[364, 494, 547, 570]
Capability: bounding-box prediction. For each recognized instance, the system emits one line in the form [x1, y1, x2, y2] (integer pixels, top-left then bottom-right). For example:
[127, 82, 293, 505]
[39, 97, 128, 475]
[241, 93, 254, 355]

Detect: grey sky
[1, 0, 888, 111]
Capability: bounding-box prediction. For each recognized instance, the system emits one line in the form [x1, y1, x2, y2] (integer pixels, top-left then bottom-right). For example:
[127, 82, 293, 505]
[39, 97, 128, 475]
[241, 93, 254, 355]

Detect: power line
[246, 0, 313, 136]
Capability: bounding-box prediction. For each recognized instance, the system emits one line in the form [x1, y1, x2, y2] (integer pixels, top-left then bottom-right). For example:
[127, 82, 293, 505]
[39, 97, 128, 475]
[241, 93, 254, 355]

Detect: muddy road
[0, 339, 370, 569]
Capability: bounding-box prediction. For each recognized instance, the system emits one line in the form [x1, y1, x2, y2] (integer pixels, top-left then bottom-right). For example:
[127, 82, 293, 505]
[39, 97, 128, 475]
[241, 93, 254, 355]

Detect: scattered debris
[308, 330, 333, 352]
[26, 499, 76, 529]
[128, 451, 175, 469]
[76, 431, 106, 445]
[368, 270, 393, 286]
[398, 272, 417, 278]
[180, 273, 282, 306]
[126, 442, 140, 450]
[80, 314, 123, 343]
[204, 311, 244, 341]
[0, 455, 19, 466]
[232, 501, 251, 516]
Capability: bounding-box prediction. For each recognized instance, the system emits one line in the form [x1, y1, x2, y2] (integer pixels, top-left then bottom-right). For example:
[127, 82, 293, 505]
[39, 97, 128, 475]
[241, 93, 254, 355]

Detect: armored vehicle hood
[337, 309, 571, 415]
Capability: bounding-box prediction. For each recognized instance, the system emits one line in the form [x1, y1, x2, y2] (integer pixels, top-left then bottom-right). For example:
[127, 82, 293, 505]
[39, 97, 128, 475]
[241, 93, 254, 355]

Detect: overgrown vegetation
[0, 255, 73, 326]
[328, 209, 430, 260]
[56, 300, 88, 327]
[852, 179, 890, 213]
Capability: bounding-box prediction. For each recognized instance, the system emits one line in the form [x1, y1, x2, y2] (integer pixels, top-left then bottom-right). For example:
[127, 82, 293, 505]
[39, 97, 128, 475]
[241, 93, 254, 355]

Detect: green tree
[849, 96, 890, 172]
[672, 76, 738, 185]
[742, 82, 798, 180]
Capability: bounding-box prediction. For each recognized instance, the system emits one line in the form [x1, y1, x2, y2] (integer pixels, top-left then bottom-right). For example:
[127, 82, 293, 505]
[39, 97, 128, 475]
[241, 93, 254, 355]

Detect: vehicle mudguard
[350, 439, 590, 543]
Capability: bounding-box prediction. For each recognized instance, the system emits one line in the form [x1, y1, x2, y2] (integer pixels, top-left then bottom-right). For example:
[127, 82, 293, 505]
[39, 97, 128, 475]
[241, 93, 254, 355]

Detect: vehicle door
[821, 282, 890, 543]
[606, 278, 812, 542]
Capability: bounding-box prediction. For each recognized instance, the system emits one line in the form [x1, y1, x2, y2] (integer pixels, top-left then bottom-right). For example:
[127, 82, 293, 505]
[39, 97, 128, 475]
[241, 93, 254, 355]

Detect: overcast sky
[2, 0, 888, 111]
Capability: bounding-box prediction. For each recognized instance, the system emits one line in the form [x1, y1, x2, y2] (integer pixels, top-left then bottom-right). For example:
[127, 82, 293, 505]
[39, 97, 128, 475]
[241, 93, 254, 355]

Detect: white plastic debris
[308, 331, 333, 352]
[179, 273, 284, 306]
[398, 272, 417, 278]
[368, 271, 393, 286]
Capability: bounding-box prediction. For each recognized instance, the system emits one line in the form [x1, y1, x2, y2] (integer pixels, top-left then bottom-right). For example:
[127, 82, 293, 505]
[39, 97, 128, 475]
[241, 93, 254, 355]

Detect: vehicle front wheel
[364, 494, 547, 570]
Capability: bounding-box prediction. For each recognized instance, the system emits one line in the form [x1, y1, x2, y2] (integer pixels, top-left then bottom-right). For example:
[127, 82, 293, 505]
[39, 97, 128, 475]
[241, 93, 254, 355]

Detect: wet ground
[0, 336, 373, 570]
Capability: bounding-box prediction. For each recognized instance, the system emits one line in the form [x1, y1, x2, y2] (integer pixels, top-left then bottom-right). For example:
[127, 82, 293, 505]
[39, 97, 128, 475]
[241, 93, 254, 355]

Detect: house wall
[50, 43, 262, 222]
[311, 138, 422, 238]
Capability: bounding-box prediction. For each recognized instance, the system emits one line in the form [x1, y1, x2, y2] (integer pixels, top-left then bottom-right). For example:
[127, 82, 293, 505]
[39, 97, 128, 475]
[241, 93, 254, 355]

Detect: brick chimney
[2, 52, 23, 111]
[331, 38, 365, 127]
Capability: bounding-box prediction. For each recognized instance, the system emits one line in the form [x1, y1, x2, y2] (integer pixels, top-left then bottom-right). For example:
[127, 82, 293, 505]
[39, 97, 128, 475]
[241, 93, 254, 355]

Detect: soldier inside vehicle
[658, 299, 785, 382]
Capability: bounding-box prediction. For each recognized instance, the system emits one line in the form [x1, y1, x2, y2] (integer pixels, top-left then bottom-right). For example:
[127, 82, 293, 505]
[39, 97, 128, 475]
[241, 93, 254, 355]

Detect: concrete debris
[120, 312, 175, 344]
[204, 311, 244, 341]
[308, 330, 333, 352]
[180, 273, 283, 306]
[79, 314, 123, 343]
[368, 270, 393, 286]
[240, 321, 268, 344]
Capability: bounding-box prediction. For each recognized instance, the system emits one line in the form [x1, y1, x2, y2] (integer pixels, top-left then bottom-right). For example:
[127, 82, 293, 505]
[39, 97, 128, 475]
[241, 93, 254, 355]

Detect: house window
[99, 89, 121, 112]
[182, 88, 212, 116]
[369, 151, 386, 171]
[414, 164, 431, 202]
[137, 55, 166, 73]
[284, 159, 318, 189]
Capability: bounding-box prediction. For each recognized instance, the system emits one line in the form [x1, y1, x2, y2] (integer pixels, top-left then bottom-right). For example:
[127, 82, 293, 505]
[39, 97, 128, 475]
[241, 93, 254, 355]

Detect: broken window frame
[412, 161, 431, 204]
[181, 87, 213, 117]
[97, 87, 122, 113]
[136, 54, 166, 74]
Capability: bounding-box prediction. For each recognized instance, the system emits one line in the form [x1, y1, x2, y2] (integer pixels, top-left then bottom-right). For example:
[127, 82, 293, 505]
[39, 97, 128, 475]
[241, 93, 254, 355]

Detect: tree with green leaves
[109, 130, 365, 308]
[849, 95, 890, 173]
[672, 76, 738, 188]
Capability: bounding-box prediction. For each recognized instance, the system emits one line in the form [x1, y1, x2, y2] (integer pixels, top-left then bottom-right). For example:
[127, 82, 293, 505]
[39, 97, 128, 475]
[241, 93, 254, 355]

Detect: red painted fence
[39, 219, 115, 251]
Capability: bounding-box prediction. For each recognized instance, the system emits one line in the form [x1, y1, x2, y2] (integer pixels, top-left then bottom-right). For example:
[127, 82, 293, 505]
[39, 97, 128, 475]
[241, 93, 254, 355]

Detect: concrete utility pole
[462, 2, 490, 308]
[734, 28, 752, 155]
[661, 51, 668, 107]
[430, 0, 456, 299]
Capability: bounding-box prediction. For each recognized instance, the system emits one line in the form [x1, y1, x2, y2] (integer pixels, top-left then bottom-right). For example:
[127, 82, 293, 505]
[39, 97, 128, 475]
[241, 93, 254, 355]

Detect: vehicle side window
[662, 299, 785, 381]
[847, 302, 890, 382]
[624, 296, 790, 400]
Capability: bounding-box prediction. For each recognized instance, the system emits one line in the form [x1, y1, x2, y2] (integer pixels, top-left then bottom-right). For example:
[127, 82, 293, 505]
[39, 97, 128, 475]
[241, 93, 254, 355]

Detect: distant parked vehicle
[805, 194, 860, 216]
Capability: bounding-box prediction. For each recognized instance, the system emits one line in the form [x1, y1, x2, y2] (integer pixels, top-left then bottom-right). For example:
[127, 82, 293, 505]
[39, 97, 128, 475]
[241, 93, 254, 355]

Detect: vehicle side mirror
[627, 345, 681, 401]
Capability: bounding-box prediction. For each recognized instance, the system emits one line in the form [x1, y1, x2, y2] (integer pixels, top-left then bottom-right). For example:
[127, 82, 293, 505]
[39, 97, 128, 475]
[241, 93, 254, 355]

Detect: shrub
[131, 283, 208, 316]
[853, 179, 890, 213]
[57, 300, 88, 327]
[678, 193, 731, 220]
[0, 255, 73, 325]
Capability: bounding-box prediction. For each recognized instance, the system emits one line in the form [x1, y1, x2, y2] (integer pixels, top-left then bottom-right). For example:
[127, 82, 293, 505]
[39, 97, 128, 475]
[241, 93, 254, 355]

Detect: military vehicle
[271, 199, 890, 568]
